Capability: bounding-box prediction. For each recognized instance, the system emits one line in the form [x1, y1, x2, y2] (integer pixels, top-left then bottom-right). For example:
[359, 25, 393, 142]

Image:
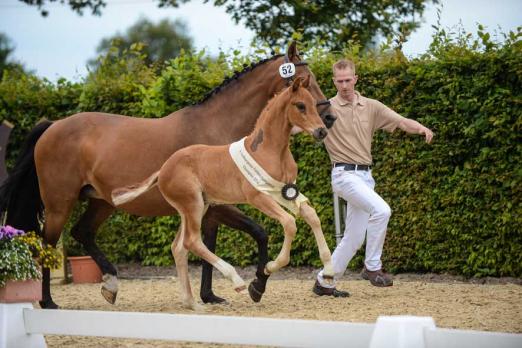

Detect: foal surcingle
[112, 76, 335, 309]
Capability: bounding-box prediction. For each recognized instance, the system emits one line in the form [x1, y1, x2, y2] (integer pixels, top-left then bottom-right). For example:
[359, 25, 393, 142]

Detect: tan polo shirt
[324, 91, 405, 165]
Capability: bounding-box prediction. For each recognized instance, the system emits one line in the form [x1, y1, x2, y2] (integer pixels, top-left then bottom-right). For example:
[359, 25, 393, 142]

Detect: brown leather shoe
[361, 267, 393, 287]
[312, 280, 350, 297]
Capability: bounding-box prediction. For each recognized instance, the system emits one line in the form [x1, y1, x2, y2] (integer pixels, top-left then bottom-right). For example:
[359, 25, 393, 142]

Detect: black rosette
[281, 183, 299, 201]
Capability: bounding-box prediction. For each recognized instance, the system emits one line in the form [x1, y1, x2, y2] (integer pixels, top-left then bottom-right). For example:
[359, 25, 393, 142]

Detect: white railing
[1, 303, 521, 348]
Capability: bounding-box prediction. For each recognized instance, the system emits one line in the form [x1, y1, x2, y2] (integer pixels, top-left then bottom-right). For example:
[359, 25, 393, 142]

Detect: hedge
[1, 27, 520, 277]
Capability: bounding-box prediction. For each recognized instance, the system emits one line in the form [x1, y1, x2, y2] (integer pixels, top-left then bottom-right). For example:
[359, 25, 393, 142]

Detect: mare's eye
[294, 102, 306, 113]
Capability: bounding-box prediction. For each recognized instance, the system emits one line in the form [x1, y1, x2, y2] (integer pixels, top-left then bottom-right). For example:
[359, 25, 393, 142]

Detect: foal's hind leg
[204, 205, 270, 303]
[171, 222, 203, 311]
[299, 202, 334, 282]
[170, 196, 246, 293]
[70, 199, 117, 304]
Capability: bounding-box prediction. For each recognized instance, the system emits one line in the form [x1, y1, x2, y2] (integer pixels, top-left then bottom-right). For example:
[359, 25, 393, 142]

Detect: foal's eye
[294, 102, 306, 113]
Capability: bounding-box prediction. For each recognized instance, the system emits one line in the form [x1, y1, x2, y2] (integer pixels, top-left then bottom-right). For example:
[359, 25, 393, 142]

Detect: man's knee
[373, 202, 391, 220]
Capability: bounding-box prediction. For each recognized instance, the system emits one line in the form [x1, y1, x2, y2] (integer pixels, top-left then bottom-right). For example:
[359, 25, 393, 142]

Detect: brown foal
[112, 76, 335, 309]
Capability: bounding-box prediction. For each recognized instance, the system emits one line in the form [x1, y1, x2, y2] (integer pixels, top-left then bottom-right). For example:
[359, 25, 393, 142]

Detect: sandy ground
[43, 265, 522, 347]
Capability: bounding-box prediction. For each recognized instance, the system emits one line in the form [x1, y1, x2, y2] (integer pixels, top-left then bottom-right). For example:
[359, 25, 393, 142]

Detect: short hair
[332, 59, 356, 76]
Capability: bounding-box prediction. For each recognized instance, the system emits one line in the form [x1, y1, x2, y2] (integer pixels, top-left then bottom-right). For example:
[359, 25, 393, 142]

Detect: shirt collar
[334, 91, 365, 107]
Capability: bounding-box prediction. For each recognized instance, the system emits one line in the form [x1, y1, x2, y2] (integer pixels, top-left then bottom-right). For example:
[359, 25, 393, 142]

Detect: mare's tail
[111, 171, 160, 206]
[0, 120, 53, 235]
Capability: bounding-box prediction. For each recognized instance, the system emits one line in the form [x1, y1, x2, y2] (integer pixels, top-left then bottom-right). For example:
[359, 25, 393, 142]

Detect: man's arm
[398, 118, 434, 143]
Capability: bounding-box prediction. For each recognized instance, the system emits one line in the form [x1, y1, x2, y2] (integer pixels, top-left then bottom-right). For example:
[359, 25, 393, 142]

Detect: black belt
[334, 163, 371, 171]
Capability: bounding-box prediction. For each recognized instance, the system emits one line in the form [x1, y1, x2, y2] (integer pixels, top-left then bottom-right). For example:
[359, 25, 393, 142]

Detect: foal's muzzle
[313, 127, 328, 141]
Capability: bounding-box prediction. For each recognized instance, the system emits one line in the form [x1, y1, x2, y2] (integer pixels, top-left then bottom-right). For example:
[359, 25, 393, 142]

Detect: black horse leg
[205, 205, 270, 303]
[200, 216, 227, 304]
[70, 199, 118, 303]
[39, 267, 56, 309]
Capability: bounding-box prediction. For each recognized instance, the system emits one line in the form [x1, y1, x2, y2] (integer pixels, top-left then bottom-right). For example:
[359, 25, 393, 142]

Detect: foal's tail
[0, 120, 53, 235]
[111, 171, 160, 206]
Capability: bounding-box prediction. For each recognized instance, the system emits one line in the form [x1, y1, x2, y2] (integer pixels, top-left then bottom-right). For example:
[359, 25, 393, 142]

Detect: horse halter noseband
[283, 54, 335, 128]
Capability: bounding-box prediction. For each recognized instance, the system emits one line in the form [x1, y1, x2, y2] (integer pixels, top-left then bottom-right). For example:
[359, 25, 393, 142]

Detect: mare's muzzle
[313, 127, 328, 141]
[316, 100, 336, 129]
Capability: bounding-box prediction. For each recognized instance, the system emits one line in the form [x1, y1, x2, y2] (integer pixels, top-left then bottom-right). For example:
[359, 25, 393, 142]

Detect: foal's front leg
[299, 202, 335, 282]
[248, 193, 297, 275]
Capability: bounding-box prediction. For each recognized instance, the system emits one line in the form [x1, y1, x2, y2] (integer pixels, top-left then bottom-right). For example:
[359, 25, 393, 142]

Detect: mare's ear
[287, 41, 298, 61]
[292, 76, 303, 92]
[303, 74, 310, 88]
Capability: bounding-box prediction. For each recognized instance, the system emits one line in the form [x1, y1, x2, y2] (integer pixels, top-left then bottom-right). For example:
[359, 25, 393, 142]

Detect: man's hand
[420, 126, 434, 144]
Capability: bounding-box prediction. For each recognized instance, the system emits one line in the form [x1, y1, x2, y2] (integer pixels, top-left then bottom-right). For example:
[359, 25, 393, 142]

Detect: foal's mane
[197, 54, 284, 105]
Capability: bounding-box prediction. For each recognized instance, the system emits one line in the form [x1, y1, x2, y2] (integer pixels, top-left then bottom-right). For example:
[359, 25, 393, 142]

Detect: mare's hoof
[101, 287, 117, 304]
[39, 299, 59, 309]
[248, 281, 264, 303]
[201, 293, 228, 305]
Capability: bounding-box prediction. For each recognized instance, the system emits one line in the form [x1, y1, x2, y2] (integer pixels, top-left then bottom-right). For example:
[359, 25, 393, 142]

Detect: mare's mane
[197, 54, 284, 105]
[249, 88, 290, 136]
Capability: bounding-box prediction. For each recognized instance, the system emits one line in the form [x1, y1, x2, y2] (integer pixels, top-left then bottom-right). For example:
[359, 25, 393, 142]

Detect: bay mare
[112, 76, 335, 310]
[0, 43, 335, 308]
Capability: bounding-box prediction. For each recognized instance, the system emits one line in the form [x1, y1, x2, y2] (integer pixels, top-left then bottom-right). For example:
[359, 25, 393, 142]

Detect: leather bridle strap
[283, 54, 331, 110]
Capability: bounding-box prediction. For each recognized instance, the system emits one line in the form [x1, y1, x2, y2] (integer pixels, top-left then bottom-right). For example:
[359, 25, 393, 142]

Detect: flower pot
[0, 279, 42, 303]
[68, 256, 102, 284]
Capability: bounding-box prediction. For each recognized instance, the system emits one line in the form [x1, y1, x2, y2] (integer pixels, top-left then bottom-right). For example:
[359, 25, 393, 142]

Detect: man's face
[333, 68, 357, 100]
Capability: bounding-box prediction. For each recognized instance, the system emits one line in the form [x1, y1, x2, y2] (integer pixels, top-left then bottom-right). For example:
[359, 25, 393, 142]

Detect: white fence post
[0, 303, 46, 348]
[333, 192, 346, 245]
[369, 316, 436, 348]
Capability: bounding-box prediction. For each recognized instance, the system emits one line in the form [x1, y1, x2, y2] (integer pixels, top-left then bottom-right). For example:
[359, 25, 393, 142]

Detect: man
[313, 59, 433, 297]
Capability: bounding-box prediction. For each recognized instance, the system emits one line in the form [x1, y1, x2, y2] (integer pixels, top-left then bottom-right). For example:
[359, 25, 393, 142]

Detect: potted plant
[64, 236, 102, 284]
[0, 225, 62, 303]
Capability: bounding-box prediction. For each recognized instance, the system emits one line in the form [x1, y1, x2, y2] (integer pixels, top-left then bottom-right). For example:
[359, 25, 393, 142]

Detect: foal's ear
[303, 74, 310, 88]
[287, 41, 298, 61]
[292, 76, 303, 92]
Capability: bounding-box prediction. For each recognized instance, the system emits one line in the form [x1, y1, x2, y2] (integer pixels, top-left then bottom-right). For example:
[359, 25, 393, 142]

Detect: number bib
[279, 63, 296, 78]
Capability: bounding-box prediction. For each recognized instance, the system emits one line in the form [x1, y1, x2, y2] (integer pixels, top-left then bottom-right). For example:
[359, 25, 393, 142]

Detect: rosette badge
[281, 183, 299, 201]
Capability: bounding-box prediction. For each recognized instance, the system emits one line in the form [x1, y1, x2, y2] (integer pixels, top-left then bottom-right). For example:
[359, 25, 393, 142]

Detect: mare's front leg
[248, 193, 297, 275]
[204, 205, 270, 303]
[70, 199, 118, 304]
[299, 202, 334, 282]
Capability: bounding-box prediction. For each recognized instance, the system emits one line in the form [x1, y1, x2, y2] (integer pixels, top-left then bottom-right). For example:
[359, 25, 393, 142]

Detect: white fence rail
[1, 303, 521, 348]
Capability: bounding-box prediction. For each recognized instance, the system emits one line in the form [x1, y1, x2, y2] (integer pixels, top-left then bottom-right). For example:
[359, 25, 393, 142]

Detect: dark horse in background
[0, 42, 335, 309]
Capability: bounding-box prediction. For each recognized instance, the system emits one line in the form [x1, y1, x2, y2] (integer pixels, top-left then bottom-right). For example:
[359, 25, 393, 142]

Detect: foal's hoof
[39, 299, 59, 309]
[234, 284, 247, 293]
[201, 293, 228, 305]
[248, 281, 264, 303]
[101, 287, 117, 305]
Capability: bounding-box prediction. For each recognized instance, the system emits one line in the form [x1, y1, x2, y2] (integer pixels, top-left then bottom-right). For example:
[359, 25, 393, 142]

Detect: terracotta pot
[0, 279, 42, 303]
[69, 256, 102, 284]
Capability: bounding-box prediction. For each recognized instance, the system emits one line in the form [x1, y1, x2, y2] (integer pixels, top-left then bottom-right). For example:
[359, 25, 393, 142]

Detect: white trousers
[318, 167, 391, 287]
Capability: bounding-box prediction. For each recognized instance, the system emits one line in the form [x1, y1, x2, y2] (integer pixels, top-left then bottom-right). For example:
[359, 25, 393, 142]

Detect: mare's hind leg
[40, 205, 77, 309]
[70, 199, 117, 304]
[199, 216, 225, 304]
[203, 205, 269, 303]
[299, 202, 334, 282]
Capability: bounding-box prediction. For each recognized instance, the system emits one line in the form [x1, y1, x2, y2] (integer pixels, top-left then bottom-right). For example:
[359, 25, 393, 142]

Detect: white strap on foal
[229, 137, 308, 215]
